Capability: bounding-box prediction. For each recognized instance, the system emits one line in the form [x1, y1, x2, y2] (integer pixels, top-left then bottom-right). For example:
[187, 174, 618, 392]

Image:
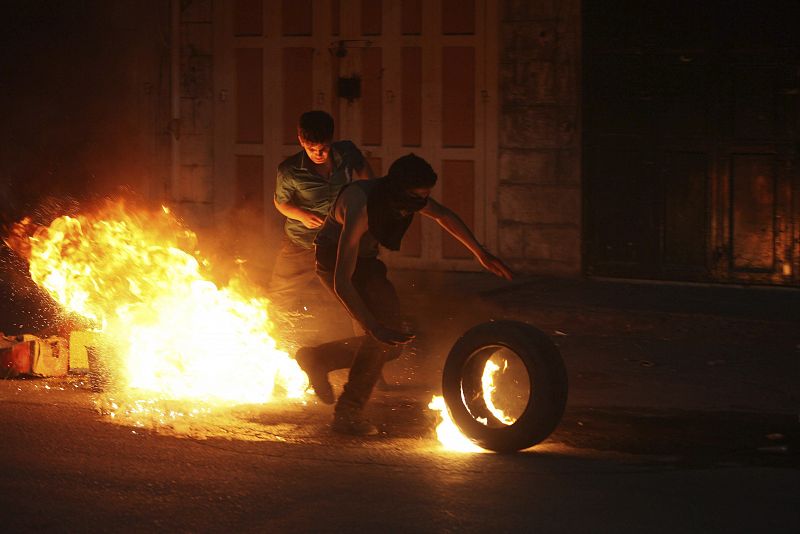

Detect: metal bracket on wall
[329, 40, 373, 58]
[337, 76, 362, 102]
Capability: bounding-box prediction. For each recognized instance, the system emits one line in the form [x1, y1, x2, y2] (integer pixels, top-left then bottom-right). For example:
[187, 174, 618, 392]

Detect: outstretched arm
[420, 198, 514, 280]
[333, 189, 414, 345]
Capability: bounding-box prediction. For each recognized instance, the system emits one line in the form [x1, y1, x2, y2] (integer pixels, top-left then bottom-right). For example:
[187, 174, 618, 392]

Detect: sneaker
[332, 410, 379, 436]
[295, 347, 335, 405]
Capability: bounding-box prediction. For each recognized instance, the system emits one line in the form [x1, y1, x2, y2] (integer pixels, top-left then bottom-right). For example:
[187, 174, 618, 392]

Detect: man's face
[395, 186, 431, 215]
[299, 137, 332, 165]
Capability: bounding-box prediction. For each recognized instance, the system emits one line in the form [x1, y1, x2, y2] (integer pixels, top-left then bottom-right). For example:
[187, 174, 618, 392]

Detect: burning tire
[441, 320, 568, 452]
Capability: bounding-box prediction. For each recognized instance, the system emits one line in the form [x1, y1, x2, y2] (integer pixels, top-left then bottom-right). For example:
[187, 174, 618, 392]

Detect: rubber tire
[441, 320, 568, 453]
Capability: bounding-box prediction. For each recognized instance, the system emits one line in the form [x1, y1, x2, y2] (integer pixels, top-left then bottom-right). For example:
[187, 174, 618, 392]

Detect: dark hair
[298, 110, 334, 143]
[387, 154, 437, 189]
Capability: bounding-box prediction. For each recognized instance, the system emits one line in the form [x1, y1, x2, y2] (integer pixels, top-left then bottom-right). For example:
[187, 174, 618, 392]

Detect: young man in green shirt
[269, 111, 374, 321]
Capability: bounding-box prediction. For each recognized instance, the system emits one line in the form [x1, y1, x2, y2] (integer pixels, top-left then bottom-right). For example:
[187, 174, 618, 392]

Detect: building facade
[5, 1, 796, 287]
[173, 0, 583, 279]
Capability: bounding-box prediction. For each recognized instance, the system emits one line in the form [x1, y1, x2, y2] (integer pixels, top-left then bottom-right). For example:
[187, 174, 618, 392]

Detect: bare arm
[273, 196, 324, 229]
[333, 188, 413, 345]
[420, 198, 514, 280]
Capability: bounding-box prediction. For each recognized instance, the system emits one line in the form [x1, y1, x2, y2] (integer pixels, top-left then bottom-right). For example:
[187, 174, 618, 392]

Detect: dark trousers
[312, 255, 403, 412]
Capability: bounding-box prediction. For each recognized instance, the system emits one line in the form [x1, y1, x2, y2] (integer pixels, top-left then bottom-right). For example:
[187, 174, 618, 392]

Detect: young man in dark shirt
[296, 154, 513, 435]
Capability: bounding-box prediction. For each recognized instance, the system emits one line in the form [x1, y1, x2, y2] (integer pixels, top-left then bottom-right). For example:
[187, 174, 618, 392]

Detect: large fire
[7, 200, 517, 450]
[8, 202, 307, 415]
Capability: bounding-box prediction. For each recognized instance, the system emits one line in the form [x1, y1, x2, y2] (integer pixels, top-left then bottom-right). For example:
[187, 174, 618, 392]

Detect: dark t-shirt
[313, 177, 418, 271]
[275, 140, 365, 248]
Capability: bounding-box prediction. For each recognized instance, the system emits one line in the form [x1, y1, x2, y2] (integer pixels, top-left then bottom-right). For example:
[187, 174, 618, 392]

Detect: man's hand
[421, 199, 514, 281]
[299, 210, 325, 229]
[367, 324, 415, 346]
[478, 251, 514, 280]
[273, 198, 325, 228]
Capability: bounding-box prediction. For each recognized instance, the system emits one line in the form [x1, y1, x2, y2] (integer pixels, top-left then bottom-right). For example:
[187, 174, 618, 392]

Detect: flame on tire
[429, 356, 515, 452]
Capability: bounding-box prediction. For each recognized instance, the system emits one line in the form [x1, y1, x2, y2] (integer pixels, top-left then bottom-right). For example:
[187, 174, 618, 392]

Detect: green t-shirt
[274, 140, 366, 249]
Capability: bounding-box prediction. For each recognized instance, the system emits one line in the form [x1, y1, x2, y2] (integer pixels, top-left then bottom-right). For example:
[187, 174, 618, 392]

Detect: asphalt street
[0, 379, 797, 533]
[1, 272, 799, 532]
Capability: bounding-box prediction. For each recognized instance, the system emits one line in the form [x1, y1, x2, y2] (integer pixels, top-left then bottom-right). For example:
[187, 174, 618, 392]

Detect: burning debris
[436, 320, 568, 453]
[4, 200, 307, 421]
[428, 353, 523, 453]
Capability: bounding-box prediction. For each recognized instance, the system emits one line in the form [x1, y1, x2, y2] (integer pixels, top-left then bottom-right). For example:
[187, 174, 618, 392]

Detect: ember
[7, 201, 307, 416]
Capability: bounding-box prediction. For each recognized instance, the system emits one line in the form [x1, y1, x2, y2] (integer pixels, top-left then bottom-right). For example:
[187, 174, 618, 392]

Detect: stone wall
[498, 0, 581, 275]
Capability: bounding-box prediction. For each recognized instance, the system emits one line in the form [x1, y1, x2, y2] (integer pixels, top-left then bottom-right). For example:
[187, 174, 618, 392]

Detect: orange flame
[16, 202, 306, 411]
[428, 395, 486, 453]
[481, 359, 516, 425]
[429, 356, 516, 452]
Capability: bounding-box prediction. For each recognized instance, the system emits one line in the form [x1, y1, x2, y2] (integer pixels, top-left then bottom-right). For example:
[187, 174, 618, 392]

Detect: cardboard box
[23, 335, 69, 377]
